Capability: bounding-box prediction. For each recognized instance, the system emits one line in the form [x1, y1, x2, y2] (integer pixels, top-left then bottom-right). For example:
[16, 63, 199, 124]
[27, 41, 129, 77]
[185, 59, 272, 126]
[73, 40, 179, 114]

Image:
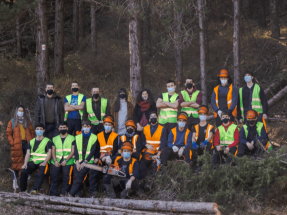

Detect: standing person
[20, 124, 52, 194]
[50, 121, 75, 196]
[35, 82, 64, 139]
[110, 88, 134, 135]
[6, 105, 35, 181]
[157, 80, 179, 134]
[211, 69, 238, 127]
[64, 81, 86, 135]
[134, 89, 157, 135]
[238, 73, 268, 123]
[83, 87, 110, 135]
[178, 78, 202, 130]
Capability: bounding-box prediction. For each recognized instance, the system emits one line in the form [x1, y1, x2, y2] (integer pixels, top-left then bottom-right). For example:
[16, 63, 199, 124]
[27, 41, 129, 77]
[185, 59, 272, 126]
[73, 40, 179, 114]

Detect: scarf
[137, 100, 150, 112]
[18, 117, 23, 124]
[125, 130, 136, 138]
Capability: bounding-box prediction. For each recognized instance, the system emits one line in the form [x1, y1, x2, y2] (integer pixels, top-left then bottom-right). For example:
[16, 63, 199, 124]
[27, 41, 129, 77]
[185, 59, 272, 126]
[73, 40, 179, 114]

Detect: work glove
[216, 145, 223, 151]
[172, 146, 179, 152]
[156, 158, 161, 166]
[246, 142, 254, 150]
[178, 147, 185, 157]
[192, 141, 198, 150]
[146, 144, 154, 151]
[126, 179, 132, 190]
[217, 110, 222, 118]
[200, 140, 208, 148]
[105, 156, 112, 165]
[224, 146, 230, 154]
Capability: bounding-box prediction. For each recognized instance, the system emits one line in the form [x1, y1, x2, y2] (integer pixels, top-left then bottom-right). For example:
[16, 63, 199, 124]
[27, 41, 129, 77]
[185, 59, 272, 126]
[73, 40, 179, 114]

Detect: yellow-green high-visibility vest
[243, 122, 263, 139]
[180, 90, 200, 118]
[64, 93, 85, 121]
[158, 92, 179, 124]
[239, 83, 263, 121]
[75, 133, 97, 164]
[29, 137, 51, 164]
[218, 124, 238, 146]
[52, 134, 75, 165]
[86, 97, 107, 125]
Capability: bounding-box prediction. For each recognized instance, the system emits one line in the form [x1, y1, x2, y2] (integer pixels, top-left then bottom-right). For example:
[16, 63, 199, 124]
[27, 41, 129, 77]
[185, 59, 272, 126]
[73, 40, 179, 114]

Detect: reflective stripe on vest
[171, 127, 190, 145]
[158, 92, 179, 124]
[75, 133, 97, 164]
[243, 122, 264, 139]
[213, 84, 237, 118]
[98, 131, 118, 153]
[143, 125, 164, 152]
[120, 134, 139, 149]
[180, 90, 200, 118]
[218, 124, 237, 146]
[29, 137, 50, 164]
[86, 97, 107, 125]
[114, 156, 136, 175]
[52, 134, 75, 165]
[64, 93, 84, 121]
[194, 124, 214, 144]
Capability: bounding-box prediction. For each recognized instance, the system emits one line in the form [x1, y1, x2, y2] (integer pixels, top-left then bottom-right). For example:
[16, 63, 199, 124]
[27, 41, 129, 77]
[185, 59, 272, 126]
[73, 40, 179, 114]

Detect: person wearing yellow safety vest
[156, 80, 179, 134]
[191, 106, 215, 166]
[161, 112, 192, 166]
[50, 121, 75, 196]
[64, 81, 86, 135]
[68, 120, 98, 198]
[138, 111, 167, 195]
[237, 72, 268, 124]
[179, 78, 202, 130]
[211, 69, 238, 127]
[213, 112, 239, 165]
[237, 110, 270, 157]
[20, 124, 52, 194]
[82, 86, 110, 135]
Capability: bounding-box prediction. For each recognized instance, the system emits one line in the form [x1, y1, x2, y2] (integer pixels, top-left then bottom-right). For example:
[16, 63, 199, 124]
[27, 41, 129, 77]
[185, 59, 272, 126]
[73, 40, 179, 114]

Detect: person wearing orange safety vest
[211, 69, 238, 127]
[138, 111, 167, 195]
[118, 119, 142, 160]
[161, 112, 192, 166]
[191, 106, 215, 166]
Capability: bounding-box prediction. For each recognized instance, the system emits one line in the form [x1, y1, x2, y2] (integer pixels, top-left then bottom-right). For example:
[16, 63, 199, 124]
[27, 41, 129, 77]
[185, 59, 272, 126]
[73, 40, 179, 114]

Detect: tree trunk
[198, 0, 207, 105]
[204, 15, 209, 64]
[91, 3, 97, 54]
[79, 0, 85, 38]
[129, 0, 143, 105]
[16, 18, 21, 58]
[233, 0, 240, 89]
[270, 0, 280, 38]
[54, 0, 64, 76]
[36, 0, 49, 94]
[258, 0, 267, 28]
[73, 0, 79, 44]
[142, 2, 152, 59]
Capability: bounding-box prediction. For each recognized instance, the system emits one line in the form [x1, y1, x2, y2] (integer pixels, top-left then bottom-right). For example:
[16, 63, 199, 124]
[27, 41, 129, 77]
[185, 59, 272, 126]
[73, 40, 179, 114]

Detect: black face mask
[72, 88, 79, 92]
[247, 120, 256, 127]
[119, 94, 126, 99]
[186, 83, 193, 89]
[59, 129, 67, 135]
[127, 128, 134, 134]
[93, 93, 100, 99]
[222, 118, 229, 124]
[150, 118, 157, 124]
[46, 89, 54, 95]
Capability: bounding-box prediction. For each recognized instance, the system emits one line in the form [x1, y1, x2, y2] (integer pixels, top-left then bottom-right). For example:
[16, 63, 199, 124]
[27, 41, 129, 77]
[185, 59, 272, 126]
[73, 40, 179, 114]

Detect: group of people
[6, 68, 272, 199]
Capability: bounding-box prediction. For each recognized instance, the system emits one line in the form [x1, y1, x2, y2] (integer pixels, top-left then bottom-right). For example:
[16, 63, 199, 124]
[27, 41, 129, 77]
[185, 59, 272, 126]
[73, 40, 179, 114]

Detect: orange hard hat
[198, 105, 210, 114]
[246, 110, 257, 119]
[121, 142, 133, 151]
[177, 112, 188, 121]
[143, 148, 156, 161]
[103, 115, 115, 126]
[125, 119, 136, 128]
[218, 69, 229, 78]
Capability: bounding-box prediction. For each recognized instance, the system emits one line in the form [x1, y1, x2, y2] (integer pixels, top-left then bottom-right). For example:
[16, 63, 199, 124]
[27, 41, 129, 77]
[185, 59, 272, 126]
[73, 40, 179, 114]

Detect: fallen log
[264, 80, 285, 95]
[268, 85, 287, 108]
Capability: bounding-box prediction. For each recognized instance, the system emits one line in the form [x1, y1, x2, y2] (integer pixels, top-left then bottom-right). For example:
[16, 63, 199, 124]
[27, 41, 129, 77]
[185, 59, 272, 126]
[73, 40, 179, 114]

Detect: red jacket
[214, 122, 239, 148]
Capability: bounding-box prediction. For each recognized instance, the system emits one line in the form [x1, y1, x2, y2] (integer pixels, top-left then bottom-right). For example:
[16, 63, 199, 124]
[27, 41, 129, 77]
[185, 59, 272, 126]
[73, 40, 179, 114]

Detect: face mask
[17, 111, 24, 117]
[150, 118, 157, 124]
[167, 87, 175, 93]
[82, 127, 90, 133]
[59, 129, 67, 135]
[222, 118, 229, 124]
[247, 120, 256, 126]
[119, 94, 126, 99]
[127, 128, 134, 134]
[199, 115, 206, 121]
[36, 130, 43, 136]
[244, 76, 252, 83]
[178, 121, 186, 128]
[93, 93, 100, 99]
[221, 79, 227, 85]
[72, 88, 78, 92]
[186, 83, 193, 89]
[104, 125, 112, 132]
[123, 152, 131, 159]
[142, 95, 148, 101]
[46, 89, 53, 95]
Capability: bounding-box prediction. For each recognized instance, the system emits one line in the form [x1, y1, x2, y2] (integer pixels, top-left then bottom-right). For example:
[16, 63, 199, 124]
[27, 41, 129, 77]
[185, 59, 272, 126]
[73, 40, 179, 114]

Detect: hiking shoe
[30, 190, 37, 195]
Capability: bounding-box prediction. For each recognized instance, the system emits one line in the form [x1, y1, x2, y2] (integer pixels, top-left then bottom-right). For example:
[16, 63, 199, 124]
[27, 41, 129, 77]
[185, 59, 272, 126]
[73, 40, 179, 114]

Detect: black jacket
[34, 93, 64, 127]
[112, 156, 139, 179]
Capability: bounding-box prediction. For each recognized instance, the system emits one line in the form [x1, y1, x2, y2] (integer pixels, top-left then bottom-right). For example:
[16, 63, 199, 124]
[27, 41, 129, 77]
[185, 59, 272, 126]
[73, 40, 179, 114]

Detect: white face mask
[221, 79, 227, 85]
[17, 111, 24, 117]
[167, 87, 175, 93]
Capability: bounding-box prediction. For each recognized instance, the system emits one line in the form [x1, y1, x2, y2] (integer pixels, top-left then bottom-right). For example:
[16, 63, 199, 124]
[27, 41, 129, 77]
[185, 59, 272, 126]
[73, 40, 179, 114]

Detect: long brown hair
[13, 105, 29, 128]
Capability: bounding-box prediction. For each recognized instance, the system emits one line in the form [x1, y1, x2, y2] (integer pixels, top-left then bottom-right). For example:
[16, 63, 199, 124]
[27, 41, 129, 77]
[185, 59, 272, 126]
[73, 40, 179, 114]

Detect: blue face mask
[17, 111, 24, 117]
[36, 130, 43, 136]
[104, 125, 112, 132]
[167, 87, 175, 93]
[82, 127, 90, 133]
[123, 152, 131, 159]
[244, 75, 252, 83]
[199, 115, 206, 121]
[178, 121, 186, 128]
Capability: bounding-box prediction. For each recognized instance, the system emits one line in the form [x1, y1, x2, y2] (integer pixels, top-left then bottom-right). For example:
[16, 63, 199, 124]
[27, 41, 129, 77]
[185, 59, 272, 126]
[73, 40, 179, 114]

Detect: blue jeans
[44, 123, 59, 139]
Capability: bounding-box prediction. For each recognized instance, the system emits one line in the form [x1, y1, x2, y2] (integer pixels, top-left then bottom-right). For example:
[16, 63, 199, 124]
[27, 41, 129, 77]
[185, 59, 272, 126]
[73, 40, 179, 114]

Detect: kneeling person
[50, 121, 75, 196]
[161, 112, 192, 165]
[20, 124, 52, 194]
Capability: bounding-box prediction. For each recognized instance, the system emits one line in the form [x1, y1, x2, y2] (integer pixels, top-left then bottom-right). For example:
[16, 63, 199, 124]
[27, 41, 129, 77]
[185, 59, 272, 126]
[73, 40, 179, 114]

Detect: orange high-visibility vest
[143, 124, 164, 153]
[97, 131, 118, 153]
[120, 135, 139, 149]
[213, 84, 237, 118]
[194, 124, 214, 149]
[114, 156, 136, 175]
[171, 127, 190, 145]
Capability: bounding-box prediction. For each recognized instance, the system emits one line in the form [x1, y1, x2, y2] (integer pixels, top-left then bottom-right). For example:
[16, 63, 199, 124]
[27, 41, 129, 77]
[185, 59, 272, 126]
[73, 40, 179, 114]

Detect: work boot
[144, 182, 151, 192]
[90, 191, 97, 198]
[120, 189, 128, 199]
[104, 184, 116, 199]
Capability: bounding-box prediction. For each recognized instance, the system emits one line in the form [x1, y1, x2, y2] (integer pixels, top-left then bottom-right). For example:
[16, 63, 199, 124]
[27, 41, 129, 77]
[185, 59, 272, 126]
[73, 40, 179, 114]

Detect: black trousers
[212, 146, 237, 165]
[49, 164, 73, 196]
[215, 115, 235, 127]
[191, 142, 213, 165]
[187, 115, 200, 131]
[161, 147, 192, 166]
[69, 164, 98, 196]
[104, 175, 138, 191]
[20, 161, 48, 192]
[91, 124, 104, 135]
[237, 140, 267, 157]
[44, 123, 60, 139]
[67, 119, 82, 136]
[139, 157, 158, 188]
